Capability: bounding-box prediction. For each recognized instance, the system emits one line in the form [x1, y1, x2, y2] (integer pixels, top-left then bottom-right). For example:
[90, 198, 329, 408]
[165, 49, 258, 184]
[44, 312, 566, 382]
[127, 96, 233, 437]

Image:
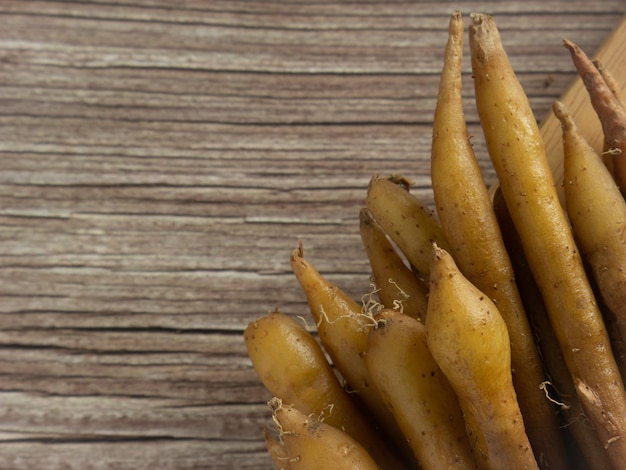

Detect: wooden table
[1, 1, 624, 468]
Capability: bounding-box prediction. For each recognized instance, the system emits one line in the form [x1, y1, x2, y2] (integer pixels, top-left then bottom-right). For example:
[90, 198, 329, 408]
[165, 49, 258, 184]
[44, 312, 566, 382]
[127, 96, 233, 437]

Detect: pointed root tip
[291, 240, 304, 262]
[552, 100, 574, 131]
[562, 38, 580, 55]
[268, 396, 283, 412]
[432, 242, 446, 260]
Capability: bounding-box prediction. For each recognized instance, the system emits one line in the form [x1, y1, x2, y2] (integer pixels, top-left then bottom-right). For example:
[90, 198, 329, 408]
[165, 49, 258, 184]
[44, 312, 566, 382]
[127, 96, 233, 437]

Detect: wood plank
[0, 392, 271, 438]
[0, 439, 271, 470]
[0, 67, 585, 126]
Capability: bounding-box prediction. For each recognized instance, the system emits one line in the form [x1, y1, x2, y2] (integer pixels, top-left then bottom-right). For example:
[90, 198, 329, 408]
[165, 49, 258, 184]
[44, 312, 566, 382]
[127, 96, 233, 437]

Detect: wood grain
[0, 1, 624, 468]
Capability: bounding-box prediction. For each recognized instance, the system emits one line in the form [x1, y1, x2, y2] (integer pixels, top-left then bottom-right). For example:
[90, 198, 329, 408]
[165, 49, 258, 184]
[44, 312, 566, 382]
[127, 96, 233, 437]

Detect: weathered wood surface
[0, 1, 624, 468]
